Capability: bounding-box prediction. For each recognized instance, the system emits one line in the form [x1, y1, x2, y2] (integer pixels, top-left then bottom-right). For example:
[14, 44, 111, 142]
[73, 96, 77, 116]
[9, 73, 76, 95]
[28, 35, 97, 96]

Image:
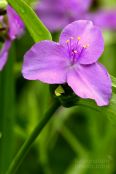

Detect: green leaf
[0, 45, 15, 174]
[7, 0, 52, 42]
[111, 75, 116, 88]
[78, 93, 116, 124]
[24, 0, 36, 5]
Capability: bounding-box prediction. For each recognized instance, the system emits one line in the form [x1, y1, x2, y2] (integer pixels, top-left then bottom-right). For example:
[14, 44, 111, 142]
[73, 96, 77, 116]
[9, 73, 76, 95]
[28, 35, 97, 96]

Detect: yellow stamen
[83, 44, 89, 48]
[77, 36, 81, 40]
[66, 39, 70, 43]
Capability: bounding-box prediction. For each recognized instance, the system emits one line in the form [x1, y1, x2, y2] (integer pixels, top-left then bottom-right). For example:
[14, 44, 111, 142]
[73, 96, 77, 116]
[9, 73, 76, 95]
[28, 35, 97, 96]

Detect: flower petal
[36, 10, 68, 32]
[60, 20, 104, 64]
[36, 0, 69, 31]
[0, 40, 12, 71]
[67, 63, 112, 106]
[7, 5, 24, 40]
[36, 0, 92, 31]
[88, 9, 116, 30]
[69, 0, 92, 13]
[22, 41, 68, 84]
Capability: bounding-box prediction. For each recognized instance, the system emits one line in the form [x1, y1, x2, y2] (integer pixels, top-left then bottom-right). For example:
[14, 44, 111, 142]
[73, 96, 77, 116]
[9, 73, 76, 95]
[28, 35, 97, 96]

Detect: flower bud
[50, 84, 80, 108]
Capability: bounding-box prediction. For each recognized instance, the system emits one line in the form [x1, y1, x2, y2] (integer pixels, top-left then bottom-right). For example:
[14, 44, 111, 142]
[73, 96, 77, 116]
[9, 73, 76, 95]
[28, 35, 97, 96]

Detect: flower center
[65, 36, 89, 65]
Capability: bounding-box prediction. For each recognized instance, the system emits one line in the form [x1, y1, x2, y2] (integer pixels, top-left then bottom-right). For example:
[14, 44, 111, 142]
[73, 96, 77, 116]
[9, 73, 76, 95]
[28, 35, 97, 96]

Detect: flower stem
[6, 99, 60, 174]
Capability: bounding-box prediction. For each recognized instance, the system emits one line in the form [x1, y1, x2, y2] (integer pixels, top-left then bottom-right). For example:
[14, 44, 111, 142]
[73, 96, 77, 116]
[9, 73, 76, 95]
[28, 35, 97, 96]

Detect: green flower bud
[50, 84, 80, 108]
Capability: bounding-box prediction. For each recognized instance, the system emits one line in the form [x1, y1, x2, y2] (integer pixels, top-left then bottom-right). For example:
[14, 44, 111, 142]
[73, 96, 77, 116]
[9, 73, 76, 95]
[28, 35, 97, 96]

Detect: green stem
[0, 45, 15, 174]
[6, 99, 60, 174]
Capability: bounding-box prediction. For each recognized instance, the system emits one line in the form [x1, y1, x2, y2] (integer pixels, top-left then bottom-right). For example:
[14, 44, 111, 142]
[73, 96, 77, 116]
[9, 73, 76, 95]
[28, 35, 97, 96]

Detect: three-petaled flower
[22, 20, 112, 106]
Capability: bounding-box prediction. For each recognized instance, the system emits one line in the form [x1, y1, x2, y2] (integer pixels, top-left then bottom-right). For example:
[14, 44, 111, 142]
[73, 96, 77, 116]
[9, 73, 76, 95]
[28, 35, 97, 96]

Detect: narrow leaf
[111, 75, 116, 88]
[7, 0, 52, 42]
[0, 45, 15, 173]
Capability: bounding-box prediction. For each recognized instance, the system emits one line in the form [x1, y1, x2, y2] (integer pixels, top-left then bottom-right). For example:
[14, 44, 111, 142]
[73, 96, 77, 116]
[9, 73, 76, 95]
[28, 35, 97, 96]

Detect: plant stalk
[6, 99, 60, 174]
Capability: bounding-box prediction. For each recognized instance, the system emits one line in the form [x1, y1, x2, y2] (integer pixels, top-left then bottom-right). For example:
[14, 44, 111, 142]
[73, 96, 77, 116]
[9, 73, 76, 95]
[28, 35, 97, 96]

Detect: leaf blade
[7, 0, 52, 42]
[78, 92, 116, 123]
[111, 75, 116, 88]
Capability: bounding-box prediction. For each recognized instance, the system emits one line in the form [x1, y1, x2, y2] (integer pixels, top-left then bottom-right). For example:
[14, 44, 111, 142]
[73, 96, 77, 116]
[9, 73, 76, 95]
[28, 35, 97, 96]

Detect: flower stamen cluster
[66, 36, 89, 65]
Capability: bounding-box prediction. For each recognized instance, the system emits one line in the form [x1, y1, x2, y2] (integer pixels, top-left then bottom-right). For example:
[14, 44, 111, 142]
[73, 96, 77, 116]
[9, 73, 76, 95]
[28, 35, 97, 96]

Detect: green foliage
[2, 1, 116, 174]
[0, 45, 15, 174]
[111, 75, 116, 88]
[79, 93, 116, 123]
[7, 0, 116, 120]
[7, 0, 52, 42]
[24, 0, 36, 5]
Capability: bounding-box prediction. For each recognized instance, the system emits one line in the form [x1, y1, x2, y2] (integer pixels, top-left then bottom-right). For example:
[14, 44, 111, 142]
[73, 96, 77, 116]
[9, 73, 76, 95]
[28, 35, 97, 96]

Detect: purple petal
[60, 20, 104, 64]
[36, 10, 68, 32]
[22, 41, 68, 84]
[69, 0, 92, 13]
[36, 0, 92, 31]
[67, 63, 112, 106]
[36, 0, 68, 31]
[7, 5, 24, 40]
[88, 9, 116, 30]
[0, 40, 12, 71]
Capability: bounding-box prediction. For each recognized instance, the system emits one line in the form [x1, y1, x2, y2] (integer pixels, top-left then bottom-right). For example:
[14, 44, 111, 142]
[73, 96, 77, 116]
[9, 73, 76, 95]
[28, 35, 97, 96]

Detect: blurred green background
[0, 0, 116, 174]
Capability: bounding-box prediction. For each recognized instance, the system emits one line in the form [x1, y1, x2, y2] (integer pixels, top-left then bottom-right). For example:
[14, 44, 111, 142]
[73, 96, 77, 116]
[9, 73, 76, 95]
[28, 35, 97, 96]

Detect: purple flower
[0, 40, 11, 70]
[7, 5, 24, 40]
[36, 0, 92, 32]
[0, 5, 24, 71]
[22, 20, 112, 106]
[87, 9, 116, 31]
